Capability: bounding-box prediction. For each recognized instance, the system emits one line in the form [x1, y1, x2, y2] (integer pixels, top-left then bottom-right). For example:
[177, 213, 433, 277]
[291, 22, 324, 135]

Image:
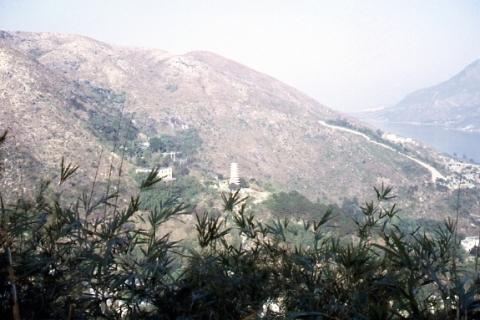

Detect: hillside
[0, 34, 135, 198]
[371, 59, 480, 132]
[1, 30, 479, 228]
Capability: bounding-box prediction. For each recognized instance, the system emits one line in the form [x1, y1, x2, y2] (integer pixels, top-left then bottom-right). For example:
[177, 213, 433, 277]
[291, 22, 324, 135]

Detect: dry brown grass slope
[0, 35, 133, 199]
[2, 30, 474, 226]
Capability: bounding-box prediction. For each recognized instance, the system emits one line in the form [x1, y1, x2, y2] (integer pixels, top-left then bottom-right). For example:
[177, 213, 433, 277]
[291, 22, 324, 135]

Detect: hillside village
[440, 157, 480, 189]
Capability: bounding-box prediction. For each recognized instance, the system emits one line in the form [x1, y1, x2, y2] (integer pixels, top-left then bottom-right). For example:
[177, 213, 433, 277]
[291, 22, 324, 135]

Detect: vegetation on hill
[124, 127, 202, 169]
[264, 190, 339, 219]
[2, 126, 480, 319]
[149, 128, 202, 156]
[138, 174, 206, 209]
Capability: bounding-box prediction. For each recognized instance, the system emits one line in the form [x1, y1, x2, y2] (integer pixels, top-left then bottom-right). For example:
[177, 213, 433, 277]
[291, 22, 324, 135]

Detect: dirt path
[318, 121, 445, 182]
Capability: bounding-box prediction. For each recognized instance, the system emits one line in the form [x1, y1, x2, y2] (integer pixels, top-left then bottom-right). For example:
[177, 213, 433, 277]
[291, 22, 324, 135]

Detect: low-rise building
[135, 167, 174, 181]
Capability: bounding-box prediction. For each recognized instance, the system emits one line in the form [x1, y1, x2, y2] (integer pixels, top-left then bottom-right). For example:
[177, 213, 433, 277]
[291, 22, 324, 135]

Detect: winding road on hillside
[318, 120, 445, 182]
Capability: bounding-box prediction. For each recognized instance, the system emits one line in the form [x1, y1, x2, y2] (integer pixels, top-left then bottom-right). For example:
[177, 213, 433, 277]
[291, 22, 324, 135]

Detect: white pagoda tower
[229, 162, 240, 185]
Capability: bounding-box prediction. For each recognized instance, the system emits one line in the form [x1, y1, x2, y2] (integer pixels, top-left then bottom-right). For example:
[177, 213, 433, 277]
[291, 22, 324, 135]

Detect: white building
[229, 162, 240, 185]
[461, 236, 479, 253]
[135, 167, 174, 181]
[157, 167, 173, 181]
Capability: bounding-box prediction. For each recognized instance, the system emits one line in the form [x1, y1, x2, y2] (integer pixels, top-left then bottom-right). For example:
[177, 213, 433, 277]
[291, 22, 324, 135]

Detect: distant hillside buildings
[135, 167, 174, 181]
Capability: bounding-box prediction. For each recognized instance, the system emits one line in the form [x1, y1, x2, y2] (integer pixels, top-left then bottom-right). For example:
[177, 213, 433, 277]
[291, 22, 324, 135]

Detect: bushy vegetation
[149, 129, 202, 155]
[81, 85, 138, 144]
[264, 190, 339, 219]
[2, 133, 480, 319]
[88, 108, 139, 143]
[138, 174, 206, 209]
[129, 128, 202, 169]
[326, 118, 386, 144]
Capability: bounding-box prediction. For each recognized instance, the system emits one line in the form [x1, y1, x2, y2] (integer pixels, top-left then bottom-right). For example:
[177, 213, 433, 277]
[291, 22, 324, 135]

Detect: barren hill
[1, 30, 477, 226]
[0, 34, 133, 197]
[373, 59, 480, 132]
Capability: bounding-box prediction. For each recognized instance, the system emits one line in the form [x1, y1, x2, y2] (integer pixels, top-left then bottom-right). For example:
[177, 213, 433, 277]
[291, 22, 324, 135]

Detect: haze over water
[369, 120, 480, 163]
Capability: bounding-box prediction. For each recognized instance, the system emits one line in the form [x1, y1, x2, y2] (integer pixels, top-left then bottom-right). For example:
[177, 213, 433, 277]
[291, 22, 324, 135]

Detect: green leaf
[59, 157, 79, 185]
[0, 130, 7, 145]
[140, 167, 163, 189]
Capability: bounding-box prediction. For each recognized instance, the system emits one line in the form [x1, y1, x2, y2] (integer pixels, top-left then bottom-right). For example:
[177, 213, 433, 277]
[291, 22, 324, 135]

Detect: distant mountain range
[369, 59, 480, 132]
[1, 30, 479, 228]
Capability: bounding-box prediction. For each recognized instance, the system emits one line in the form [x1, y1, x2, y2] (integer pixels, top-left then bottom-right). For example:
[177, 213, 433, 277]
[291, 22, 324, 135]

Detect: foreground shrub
[1, 149, 480, 319]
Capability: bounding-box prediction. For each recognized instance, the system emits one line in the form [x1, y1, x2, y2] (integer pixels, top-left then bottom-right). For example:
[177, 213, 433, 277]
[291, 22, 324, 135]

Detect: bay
[364, 120, 480, 163]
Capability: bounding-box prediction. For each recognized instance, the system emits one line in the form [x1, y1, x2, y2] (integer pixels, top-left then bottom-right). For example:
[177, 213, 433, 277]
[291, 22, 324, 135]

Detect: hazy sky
[1, 0, 480, 112]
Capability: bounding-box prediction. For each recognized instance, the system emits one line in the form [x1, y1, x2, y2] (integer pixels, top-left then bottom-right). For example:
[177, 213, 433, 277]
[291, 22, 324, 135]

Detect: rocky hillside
[372, 59, 480, 132]
[1, 30, 478, 226]
[0, 33, 135, 198]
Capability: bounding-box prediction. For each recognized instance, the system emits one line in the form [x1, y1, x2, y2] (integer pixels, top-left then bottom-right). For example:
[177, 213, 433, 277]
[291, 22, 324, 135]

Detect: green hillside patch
[264, 190, 339, 219]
